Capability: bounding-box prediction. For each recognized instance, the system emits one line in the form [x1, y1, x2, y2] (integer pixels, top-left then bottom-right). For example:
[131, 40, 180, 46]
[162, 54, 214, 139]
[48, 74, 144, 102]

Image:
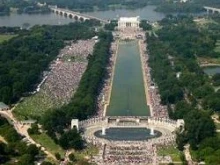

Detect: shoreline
[102, 34, 153, 117]
[103, 39, 119, 117]
[200, 63, 220, 67]
[138, 39, 153, 117]
[100, 30, 166, 118]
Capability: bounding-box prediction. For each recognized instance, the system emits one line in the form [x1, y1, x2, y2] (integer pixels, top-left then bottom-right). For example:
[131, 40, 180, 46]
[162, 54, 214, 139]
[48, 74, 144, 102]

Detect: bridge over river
[49, 6, 109, 23]
[204, 6, 220, 14]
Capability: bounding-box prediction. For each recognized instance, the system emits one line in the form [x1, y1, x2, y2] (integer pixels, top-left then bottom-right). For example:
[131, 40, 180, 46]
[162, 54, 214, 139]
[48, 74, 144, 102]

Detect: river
[85, 5, 164, 21]
[0, 5, 164, 27]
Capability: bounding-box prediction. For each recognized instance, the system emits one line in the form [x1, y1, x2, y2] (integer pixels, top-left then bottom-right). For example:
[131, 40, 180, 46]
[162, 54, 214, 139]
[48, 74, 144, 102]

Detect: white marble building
[118, 16, 140, 30]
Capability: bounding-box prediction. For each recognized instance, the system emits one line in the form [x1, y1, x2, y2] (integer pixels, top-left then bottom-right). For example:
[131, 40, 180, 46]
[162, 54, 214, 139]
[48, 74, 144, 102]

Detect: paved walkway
[0, 110, 56, 160]
[184, 144, 196, 165]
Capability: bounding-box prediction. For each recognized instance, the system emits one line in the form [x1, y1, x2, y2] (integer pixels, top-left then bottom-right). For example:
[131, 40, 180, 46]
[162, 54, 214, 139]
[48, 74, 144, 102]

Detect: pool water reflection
[94, 127, 162, 141]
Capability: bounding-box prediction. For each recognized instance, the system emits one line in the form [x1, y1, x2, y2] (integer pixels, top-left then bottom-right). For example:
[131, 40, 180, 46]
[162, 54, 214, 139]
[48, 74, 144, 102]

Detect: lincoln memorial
[118, 16, 140, 30]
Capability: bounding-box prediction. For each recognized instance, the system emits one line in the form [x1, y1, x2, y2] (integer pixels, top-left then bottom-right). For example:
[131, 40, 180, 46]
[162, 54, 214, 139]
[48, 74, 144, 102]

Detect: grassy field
[31, 133, 99, 164]
[13, 91, 60, 120]
[31, 133, 65, 157]
[158, 145, 181, 162]
[0, 34, 17, 43]
[74, 144, 99, 161]
[13, 54, 83, 120]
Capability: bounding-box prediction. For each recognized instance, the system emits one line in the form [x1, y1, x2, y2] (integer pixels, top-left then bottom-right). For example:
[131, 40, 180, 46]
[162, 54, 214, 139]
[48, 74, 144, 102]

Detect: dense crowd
[102, 144, 156, 164]
[96, 30, 169, 119]
[91, 29, 172, 165]
[96, 41, 117, 116]
[81, 116, 176, 165]
[36, 40, 95, 104]
[139, 37, 169, 118]
[90, 136, 175, 164]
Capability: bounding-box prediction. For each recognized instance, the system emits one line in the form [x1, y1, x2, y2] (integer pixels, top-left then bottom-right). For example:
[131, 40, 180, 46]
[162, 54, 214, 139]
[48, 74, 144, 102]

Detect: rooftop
[119, 16, 140, 22]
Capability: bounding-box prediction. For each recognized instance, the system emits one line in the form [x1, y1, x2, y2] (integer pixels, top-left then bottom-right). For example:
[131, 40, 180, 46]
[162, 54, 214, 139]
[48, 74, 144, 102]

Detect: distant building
[180, 0, 188, 3]
[118, 16, 140, 30]
[0, 102, 9, 111]
[37, 2, 47, 7]
[71, 119, 79, 131]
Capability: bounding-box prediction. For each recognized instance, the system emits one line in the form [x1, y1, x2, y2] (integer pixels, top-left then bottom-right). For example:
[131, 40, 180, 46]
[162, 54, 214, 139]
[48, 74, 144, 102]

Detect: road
[0, 110, 56, 160]
[184, 144, 196, 165]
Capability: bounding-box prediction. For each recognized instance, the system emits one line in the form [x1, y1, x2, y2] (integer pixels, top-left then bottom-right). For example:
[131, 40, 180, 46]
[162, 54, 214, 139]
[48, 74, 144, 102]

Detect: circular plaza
[79, 117, 177, 146]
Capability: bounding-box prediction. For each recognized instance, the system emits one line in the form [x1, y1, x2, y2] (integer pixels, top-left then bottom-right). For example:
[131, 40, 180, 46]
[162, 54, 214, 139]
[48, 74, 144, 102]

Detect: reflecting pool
[94, 128, 161, 141]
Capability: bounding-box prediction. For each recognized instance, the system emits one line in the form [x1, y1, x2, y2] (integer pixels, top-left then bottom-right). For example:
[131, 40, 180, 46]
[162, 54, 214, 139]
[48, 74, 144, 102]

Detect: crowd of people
[37, 40, 95, 104]
[102, 144, 156, 164]
[90, 136, 175, 164]
[96, 30, 169, 119]
[96, 41, 117, 117]
[156, 155, 172, 164]
[80, 116, 176, 165]
[139, 37, 169, 118]
[89, 29, 173, 164]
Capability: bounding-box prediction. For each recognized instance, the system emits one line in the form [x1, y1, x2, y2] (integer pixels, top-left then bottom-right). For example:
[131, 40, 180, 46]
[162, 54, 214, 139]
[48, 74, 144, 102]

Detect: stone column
[150, 127, 154, 135]
[102, 127, 106, 135]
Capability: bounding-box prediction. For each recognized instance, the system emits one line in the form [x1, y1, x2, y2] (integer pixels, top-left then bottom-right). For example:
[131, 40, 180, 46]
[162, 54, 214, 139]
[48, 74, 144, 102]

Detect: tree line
[41, 31, 112, 150]
[155, 0, 220, 13]
[0, 27, 22, 34]
[0, 117, 41, 165]
[147, 15, 220, 164]
[0, 21, 97, 104]
[38, 0, 162, 12]
[0, 0, 50, 15]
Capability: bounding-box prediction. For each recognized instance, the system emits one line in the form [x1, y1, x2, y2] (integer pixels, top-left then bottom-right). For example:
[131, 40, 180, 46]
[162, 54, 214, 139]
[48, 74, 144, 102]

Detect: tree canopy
[0, 117, 41, 164]
[41, 31, 112, 149]
[147, 15, 220, 164]
[0, 21, 97, 104]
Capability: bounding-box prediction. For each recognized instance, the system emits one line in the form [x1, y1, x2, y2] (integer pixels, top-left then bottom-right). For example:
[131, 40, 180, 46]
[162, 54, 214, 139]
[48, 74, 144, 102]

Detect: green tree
[212, 73, 220, 86]
[59, 129, 83, 150]
[17, 154, 34, 165]
[41, 161, 54, 165]
[174, 101, 192, 119]
[68, 153, 76, 162]
[184, 110, 216, 149]
[55, 152, 61, 160]
[140, 20, 152, 31]
[26, 144, 39, 158]
[28, 123, 40, 135]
